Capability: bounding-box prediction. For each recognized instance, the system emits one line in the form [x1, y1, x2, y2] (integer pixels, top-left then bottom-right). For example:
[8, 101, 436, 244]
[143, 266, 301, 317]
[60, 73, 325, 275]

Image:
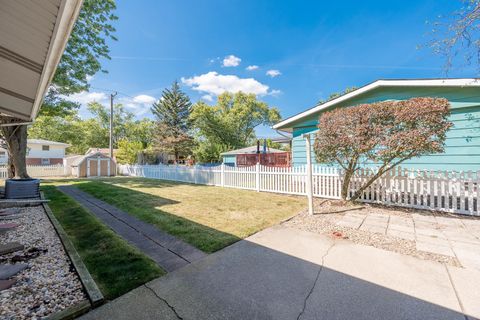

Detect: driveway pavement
[80, 225, 480, 320]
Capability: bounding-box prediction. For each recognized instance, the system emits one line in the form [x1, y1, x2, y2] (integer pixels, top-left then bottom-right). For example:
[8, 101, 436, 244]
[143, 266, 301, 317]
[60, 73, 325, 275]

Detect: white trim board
[272, 78, 480, 132]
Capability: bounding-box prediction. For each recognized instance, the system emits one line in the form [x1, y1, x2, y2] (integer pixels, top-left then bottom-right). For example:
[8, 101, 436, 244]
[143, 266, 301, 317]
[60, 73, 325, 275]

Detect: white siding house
[0, 139, 69, 165]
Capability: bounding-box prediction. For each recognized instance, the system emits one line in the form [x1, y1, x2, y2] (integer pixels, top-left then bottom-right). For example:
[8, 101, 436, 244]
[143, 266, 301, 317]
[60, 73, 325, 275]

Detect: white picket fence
[0, 165, 68, 178]
[118, 164, 480, 216]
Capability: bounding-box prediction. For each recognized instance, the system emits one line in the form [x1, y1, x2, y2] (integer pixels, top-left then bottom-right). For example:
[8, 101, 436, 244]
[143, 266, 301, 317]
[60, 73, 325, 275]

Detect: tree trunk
[340, 169, 354, 200]
[0, 124, 29, 179]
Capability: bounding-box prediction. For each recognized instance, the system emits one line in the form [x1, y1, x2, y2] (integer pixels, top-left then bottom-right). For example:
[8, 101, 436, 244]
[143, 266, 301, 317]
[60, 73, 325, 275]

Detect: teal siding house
[273, 79, 480, 171]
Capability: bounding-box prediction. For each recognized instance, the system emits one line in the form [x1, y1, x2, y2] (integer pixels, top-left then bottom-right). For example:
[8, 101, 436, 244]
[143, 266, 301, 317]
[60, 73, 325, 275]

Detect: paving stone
[362, 220, 388, 229]
[412, 214, 437, 223]
[416, 241, 455, 257]
[360, 224, 386, 234]
[416, 235, 451, 247]
[388, 224, 415, 234]
[435, 216, 464, 228]
[368, 213, 390, 221]
[389, 216, 414, 226]
[344, 212, 367, 219]
[442, 231, 480, 245]
[451, 242, 480, 270]
[387, 229, 415, 241]
[336, 218, 363, 229]
[415, 228, 446, 239]
[0, 242, 24, 255]
[0, 208, 22, 216]
[0, 264, 28, 280]
[0, 279, 15, 291]
[0, 223, 20, 234]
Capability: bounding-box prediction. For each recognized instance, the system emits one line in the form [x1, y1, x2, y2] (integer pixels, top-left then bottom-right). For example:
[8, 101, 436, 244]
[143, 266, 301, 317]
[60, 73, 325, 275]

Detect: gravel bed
[283, 199, 461, 267]
[0, 206, 87, 320]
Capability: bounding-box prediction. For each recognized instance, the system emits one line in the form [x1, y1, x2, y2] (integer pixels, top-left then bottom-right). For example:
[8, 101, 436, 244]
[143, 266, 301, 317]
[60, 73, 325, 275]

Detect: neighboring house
[0, 139, 69, 165]
[221, 146, 289, 167]
[273, 78, 480, 171]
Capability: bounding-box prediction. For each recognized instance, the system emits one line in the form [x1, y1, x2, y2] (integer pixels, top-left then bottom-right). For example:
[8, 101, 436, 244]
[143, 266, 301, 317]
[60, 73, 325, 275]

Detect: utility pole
[109, 92, 117, 159]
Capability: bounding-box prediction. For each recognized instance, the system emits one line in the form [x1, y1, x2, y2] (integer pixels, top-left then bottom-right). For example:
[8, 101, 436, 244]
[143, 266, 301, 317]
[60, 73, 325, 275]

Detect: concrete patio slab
[80, 285, 178, 320]
[81, 226, 477, 320]
[416, 241, 456, 257]
[451, 242, 480, 270]
[446, 266, 480, 319]
[386, 229, 415, 241]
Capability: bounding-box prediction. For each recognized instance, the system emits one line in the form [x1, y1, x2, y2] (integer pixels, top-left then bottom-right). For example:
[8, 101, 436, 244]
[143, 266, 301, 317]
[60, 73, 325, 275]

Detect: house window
[42, 145, 50, 151]
[41, 158, 50, 165]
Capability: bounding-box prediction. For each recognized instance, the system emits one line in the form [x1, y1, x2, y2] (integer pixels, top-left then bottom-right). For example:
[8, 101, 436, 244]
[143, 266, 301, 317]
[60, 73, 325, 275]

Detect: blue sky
[74, 0, 474, 137]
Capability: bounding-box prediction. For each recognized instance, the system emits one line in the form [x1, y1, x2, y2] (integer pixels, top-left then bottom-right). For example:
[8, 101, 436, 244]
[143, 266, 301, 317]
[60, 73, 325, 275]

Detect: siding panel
[290, 86, 480, 171]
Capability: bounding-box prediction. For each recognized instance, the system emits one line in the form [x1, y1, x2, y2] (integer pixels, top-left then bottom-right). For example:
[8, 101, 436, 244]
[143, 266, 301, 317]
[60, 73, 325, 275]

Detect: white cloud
[270, 89, 282, 97]
[64, 91, 109, 105]
[182, 71, 271, 96]
[201, 94, 213, 102]
[63, 91, 156, 117]
[132, 94, 156, 104]
[222, 55, 241, 67]
[266, 69, 281, 77]
[246, 65, 259, 71]
[86, 75, 95, 82]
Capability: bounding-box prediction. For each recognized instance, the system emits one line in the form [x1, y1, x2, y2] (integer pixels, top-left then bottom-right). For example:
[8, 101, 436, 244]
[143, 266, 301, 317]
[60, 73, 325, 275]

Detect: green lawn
[42, 185, 164, 300]
[45, 177, 306, 253]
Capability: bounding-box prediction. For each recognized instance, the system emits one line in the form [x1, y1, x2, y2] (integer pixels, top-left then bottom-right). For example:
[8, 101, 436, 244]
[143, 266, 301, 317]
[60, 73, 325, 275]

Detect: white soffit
[0, 0, 83, 121]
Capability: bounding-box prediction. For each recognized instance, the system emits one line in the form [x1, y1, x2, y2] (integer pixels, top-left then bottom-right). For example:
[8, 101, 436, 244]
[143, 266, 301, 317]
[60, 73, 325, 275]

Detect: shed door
[87, 158, 99, 177]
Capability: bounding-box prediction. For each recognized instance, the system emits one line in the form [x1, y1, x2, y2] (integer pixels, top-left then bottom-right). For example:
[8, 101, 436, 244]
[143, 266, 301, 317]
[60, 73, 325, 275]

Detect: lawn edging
[40, 192, 104, 316]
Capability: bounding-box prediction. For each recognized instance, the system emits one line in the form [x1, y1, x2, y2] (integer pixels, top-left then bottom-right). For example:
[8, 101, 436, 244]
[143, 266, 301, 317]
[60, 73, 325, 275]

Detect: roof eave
[30, 0, 84, 121]
[272, 78, 480, 131]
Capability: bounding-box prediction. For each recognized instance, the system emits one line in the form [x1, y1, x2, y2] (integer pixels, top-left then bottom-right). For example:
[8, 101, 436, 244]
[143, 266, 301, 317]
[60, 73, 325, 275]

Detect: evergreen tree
[151, 81, 194, 163]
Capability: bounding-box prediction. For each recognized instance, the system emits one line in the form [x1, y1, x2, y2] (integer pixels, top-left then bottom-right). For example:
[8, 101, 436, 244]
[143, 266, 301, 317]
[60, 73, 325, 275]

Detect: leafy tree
[87, 102, 134, 147]
[0, 0, 117, 178]
[151, 81, 194, 163]
[29, 105, 154, 155]
[313, 97, 452, 201]
[318, 86, 358, 105]
[116, 139, 144, 164]
[190, 92, 281, 162]
[427, 0, 480, 73]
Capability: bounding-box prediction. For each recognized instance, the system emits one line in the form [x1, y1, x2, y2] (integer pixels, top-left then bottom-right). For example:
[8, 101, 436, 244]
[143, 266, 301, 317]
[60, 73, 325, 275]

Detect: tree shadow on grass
[60, 180, 241, 253]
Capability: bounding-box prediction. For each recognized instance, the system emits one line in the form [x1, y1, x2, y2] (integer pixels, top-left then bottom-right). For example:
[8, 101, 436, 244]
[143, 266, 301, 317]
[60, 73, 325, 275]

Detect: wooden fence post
[303, 134, 314, 215]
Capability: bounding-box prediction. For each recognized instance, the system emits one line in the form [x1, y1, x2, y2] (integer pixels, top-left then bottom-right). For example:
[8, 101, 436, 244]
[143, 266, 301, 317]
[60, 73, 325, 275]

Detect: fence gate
[86, 158, 111, 177]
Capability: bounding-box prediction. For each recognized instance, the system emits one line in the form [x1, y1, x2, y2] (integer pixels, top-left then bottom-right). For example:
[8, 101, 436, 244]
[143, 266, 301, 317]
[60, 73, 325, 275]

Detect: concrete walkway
[80, 225, 480, 320]
[337, 211, 480, 269]
[59, 186, 206, 272]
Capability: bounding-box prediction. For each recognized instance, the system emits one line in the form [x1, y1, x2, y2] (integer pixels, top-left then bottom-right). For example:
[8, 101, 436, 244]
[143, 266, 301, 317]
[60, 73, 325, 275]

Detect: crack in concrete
[444, 265, 469, 320]
[144, 283, 184, 320]
[297, 240, 336, 320]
